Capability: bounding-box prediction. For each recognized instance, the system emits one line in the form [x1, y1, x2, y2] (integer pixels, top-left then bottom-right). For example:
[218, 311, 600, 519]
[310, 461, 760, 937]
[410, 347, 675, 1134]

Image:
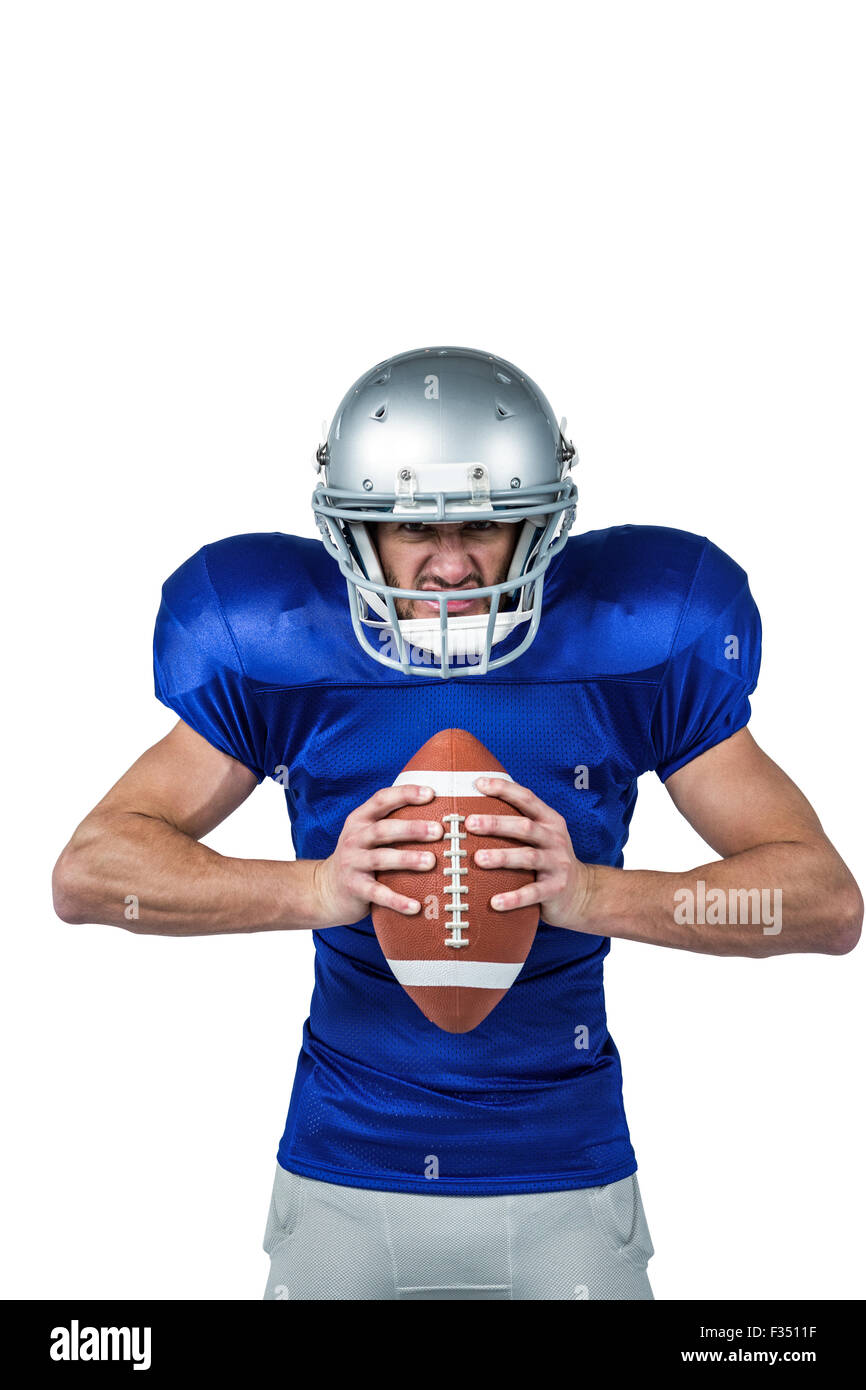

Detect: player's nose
[427, 530, 477, 580]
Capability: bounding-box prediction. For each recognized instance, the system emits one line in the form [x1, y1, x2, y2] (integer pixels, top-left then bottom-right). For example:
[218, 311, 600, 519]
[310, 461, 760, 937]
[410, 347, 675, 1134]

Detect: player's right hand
[312, 785, 444, 927]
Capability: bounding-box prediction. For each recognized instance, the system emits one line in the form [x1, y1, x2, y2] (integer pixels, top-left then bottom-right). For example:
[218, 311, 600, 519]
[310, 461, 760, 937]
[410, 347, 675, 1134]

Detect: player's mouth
[417, 589, 483, 615]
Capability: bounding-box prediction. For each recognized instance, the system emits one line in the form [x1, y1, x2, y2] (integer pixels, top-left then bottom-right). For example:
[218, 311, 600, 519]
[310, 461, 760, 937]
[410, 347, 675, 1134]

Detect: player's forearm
[52, 811, 328, 935]
[579, 839, 861, 957]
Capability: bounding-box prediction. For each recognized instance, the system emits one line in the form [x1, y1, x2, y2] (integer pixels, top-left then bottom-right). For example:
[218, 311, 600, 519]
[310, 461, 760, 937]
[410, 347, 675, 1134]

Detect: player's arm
[583, 728, 861, 955]
[467, 729, 862, 957]
[52, 719, 438, 936]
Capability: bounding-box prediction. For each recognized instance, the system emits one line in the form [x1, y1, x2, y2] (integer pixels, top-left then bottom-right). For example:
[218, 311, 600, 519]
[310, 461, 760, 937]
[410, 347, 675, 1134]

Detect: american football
[372, 728, 539, 1033]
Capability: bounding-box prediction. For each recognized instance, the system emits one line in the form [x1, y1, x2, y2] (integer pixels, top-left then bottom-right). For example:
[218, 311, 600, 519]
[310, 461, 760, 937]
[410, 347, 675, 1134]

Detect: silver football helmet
[312, 345, 577, 678]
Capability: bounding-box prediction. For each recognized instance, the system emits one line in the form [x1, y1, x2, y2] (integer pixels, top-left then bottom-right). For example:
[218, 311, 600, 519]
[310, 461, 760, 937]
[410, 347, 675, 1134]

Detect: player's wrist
[308, 856, 344, 929]
[570, 861, 602, 931]
[274, 858, 339, 930]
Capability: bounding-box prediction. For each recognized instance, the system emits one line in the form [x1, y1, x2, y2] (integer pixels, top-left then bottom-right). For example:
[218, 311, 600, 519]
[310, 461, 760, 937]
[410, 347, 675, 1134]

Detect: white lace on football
[442, 814, 469, 949]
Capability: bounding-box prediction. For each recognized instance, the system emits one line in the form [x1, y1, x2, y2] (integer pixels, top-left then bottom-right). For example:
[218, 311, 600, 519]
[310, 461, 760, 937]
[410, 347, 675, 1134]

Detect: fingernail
[491, 895, 504, 909]
[465, 815, 479, 828]
[474, 777, 488, 789]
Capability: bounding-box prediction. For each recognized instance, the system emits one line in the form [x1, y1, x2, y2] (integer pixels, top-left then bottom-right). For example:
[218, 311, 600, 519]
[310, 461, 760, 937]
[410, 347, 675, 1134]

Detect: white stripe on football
[385, 958, 526, 990]
[392, 769, 514, 798]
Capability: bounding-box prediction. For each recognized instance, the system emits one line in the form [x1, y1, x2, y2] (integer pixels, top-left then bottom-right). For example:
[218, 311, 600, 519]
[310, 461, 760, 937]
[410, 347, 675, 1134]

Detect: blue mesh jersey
[153, 524, 761, 1195]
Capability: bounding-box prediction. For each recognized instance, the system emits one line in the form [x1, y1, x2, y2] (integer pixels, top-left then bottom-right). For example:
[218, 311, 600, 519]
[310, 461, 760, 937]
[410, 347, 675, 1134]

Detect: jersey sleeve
[650, 538, 762, 782]
[153, 545, 268, 782]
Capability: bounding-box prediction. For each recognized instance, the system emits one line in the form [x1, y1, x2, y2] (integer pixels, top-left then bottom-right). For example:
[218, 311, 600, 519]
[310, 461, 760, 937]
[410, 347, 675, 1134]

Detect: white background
[2, 0, 863, 1300]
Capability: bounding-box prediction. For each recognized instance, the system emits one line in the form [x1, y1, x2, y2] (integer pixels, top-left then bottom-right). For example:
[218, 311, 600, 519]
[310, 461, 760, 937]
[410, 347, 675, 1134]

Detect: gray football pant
[262, 1163, 655, 1300]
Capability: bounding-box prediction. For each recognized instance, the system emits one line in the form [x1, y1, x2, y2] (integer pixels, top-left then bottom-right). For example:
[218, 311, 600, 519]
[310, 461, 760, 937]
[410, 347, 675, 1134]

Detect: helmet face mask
[311, 346, 577, 678]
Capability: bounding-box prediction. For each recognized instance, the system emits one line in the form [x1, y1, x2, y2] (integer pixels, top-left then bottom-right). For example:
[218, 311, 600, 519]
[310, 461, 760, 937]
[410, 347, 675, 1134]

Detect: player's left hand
[466, 777, 593, 929]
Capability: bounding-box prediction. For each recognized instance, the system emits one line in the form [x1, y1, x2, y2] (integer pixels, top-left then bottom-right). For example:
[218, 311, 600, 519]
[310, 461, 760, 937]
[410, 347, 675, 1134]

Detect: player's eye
[395, 520, 499, 535]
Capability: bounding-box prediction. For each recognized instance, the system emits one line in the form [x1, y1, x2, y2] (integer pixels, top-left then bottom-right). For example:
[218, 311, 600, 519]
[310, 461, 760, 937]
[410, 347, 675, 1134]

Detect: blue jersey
[153, 524, 761, 1195]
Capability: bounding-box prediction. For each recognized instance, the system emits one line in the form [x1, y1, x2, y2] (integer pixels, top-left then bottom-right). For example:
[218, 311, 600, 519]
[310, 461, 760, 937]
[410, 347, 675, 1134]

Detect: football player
[53, 346, 862, 1300]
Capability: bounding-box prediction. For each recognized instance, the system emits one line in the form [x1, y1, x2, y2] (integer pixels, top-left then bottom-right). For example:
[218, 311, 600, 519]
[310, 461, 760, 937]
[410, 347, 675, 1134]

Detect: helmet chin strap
[347, 519, 539, 654]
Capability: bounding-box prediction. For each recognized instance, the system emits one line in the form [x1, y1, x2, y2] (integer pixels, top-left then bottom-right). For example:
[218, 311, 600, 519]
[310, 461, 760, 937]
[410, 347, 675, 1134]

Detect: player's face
[373, 520, 520, 620]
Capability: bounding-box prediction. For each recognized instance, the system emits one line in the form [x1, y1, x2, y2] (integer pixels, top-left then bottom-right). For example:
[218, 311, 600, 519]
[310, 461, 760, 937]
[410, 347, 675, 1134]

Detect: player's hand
[312, 785, 444, 927]
[465, 777, 593, 929]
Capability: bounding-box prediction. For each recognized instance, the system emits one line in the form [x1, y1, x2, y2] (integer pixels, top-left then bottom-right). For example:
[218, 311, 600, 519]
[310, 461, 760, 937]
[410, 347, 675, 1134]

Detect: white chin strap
[347, 520, 537, 659]
[378, 608, 530, 662]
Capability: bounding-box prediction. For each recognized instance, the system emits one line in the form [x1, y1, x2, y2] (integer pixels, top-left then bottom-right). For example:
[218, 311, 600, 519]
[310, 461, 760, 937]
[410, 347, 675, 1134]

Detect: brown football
[372, 728, 539, 1033]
